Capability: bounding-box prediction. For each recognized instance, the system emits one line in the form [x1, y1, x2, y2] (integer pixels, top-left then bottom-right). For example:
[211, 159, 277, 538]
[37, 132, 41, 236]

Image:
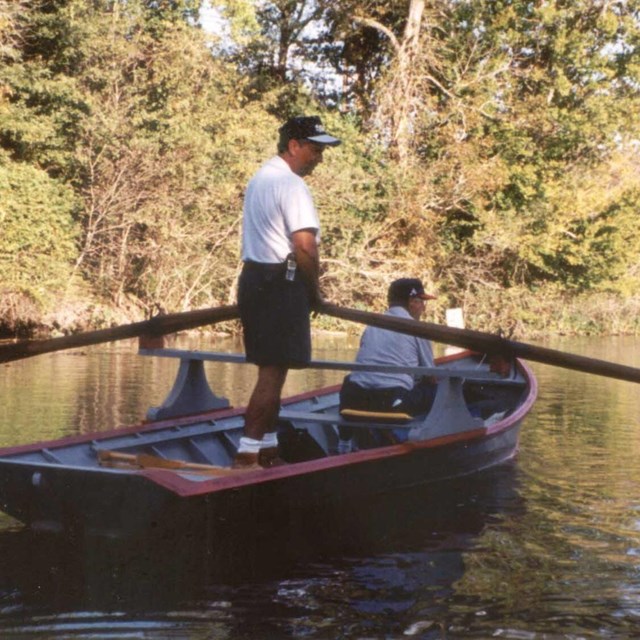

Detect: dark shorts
[238, 262, 311, 367]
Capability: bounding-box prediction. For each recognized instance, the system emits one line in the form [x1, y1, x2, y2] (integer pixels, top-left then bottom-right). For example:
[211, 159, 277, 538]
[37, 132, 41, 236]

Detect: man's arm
[291, 228, 322, 306]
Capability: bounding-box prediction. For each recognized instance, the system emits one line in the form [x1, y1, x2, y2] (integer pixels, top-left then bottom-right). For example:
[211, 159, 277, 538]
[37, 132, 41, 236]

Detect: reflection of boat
[0, 463, 525, 616]
[0, 348, 536, 540]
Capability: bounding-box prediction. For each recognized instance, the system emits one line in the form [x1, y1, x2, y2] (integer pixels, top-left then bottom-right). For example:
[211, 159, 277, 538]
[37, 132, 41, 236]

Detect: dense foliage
[1, 0, 639, 337]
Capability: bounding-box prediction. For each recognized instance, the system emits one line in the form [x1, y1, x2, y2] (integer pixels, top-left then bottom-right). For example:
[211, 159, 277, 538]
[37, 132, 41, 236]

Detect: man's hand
[291, 228, 321, 303]
[310, 294, 326, 315]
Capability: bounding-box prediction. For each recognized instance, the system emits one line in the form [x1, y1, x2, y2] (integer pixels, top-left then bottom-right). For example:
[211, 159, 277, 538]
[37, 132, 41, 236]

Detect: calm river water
[0, 334, 639, 639]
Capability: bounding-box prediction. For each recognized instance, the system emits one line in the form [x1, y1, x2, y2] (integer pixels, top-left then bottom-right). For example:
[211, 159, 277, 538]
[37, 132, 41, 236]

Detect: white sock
[237, 436, 262, 454]
[261, 432, 278, 449]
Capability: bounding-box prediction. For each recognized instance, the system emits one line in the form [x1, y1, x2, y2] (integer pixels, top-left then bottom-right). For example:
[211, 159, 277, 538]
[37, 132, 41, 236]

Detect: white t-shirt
[349, 306, 435, 390]
[241, 156, 320, 263]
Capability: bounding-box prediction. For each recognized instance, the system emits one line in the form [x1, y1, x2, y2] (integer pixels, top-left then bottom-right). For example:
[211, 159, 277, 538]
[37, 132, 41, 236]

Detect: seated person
[338, 278, 437, 452]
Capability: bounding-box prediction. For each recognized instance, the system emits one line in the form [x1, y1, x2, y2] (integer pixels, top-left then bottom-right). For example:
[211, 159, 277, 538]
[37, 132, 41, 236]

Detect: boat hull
[0, 352, 536, 540]
[0, 418, 522, 539]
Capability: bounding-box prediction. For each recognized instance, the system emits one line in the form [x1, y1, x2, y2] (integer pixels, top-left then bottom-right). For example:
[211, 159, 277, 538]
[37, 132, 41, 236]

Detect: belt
[243, 260, 286, 272]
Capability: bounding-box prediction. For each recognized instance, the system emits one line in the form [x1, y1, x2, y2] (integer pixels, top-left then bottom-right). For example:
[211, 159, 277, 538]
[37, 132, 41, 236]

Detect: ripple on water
[2, 338, 640, 638]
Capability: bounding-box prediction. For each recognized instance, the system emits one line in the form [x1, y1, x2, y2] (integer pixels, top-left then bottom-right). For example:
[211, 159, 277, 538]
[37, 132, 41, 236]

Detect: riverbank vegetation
[1, 0, 639, 339]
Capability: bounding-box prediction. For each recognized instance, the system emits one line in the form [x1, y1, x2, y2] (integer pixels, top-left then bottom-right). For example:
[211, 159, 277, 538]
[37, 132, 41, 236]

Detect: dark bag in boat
[278, 427, 326, 463]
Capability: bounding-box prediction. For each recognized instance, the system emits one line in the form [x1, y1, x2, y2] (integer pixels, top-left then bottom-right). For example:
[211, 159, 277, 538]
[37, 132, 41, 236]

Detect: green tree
[0, 0, 81, 333]
[440, 0, 640, 294]
[2, 0, 640, 337]
[0, 150, 79, 333]
[56, 0, 265, 310]
[344, 0, 640, 297]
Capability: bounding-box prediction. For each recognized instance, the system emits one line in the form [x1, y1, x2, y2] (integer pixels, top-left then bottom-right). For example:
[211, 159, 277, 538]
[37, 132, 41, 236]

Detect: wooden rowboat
[0, 347, 537, 540]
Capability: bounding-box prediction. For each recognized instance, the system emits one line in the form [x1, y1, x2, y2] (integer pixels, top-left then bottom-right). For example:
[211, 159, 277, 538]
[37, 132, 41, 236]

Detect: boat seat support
[146, 358, 230, 421]
[407, 376, 483, 441]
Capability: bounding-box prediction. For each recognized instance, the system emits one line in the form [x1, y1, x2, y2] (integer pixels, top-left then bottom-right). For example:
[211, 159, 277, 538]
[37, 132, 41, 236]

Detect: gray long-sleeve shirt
[348, 306, 435, 391]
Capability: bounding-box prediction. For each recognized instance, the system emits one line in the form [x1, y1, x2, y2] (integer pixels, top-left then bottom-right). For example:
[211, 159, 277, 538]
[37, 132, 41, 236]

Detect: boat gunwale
[0, 352, 536, 499]
[141, 360, 537, 497]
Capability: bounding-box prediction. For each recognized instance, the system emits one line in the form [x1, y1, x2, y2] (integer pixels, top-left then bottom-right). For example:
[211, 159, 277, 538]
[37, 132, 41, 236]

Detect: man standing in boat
[234, 116, 341, 469]
[338, 278, 438, 453]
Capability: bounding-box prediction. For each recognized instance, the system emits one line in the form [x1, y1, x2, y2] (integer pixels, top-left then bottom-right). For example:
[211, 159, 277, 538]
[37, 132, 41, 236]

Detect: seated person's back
[337, 278, 437, 451]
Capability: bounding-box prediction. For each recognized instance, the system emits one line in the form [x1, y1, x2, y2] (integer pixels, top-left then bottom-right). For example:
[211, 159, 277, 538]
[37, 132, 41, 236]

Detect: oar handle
[0, 305, 240, 364]
[318, 302, 640, 384]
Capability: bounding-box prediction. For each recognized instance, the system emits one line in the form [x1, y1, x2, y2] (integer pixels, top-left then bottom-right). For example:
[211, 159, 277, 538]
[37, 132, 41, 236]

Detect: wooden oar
[97, 450, 254, 475]
[0, 304, 239, 364]
[318, 302, 640, 384]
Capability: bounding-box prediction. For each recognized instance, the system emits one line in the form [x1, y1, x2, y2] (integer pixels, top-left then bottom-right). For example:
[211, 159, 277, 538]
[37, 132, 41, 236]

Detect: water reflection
[2, 334, 640, 637]
[451, 346, 640, 638]
[0, 463, 522, 638]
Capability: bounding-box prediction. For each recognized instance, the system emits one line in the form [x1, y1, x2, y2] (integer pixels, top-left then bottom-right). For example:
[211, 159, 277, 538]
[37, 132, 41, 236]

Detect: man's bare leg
[244, 365, 288, 439]
[234, 365, 288, 468]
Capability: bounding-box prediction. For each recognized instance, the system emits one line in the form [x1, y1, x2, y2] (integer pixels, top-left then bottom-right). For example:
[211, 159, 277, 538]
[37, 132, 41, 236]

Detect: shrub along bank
[1, 0, 638, 339]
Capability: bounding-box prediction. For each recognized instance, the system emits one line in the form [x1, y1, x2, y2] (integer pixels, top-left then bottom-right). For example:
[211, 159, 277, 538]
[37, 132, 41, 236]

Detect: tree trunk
[392, 0, 424, 163]
[354, 0, 425, 163]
